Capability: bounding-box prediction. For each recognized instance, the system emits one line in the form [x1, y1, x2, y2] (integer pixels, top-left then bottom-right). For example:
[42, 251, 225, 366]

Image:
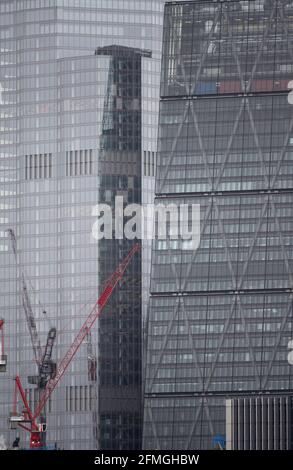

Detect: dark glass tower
[143, 0, 293, 450]
[96, 45, 151, 450]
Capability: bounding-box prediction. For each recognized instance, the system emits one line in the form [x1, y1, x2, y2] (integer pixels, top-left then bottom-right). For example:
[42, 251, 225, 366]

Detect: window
[66, 149, 93, 176]
[25, 153, 52, 180]
[143, 150, 156, 176]
[65, 385, 95, 412]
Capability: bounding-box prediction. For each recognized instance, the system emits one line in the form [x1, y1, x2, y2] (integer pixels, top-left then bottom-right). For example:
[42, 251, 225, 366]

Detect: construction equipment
[7, 228, 57, 448]
[7, 229, 56, 387]
[86, 332, 99, 448]
[10, 243, 140, 449]
[0, 320, 7, 372]
[28, 328, 57, 389]
[87, 333, 97, 383]
[7, 229, 43, 365]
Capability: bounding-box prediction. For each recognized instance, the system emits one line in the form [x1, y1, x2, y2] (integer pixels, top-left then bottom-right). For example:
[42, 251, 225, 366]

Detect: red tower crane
[10, 243, 140, 449]
[7, 228, 57, 447]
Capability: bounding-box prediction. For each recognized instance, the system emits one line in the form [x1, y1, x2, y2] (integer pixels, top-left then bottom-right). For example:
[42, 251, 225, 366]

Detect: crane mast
[7, 229, 43, 365]
[7, 228, 56, 386]
[86, 332, 99, 447]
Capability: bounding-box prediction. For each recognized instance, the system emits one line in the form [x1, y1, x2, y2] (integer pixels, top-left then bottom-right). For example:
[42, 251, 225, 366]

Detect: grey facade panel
[226, 396, 293, 450]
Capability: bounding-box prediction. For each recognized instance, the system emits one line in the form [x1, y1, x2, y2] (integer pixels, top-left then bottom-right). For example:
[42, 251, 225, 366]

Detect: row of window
[65, 384, 95, 412]
[151, 294, 289, 307]
[13, 0, 162, 11]
[24, 150, 94, 179]
[143, 150, 156, 177]
[25, 153, 52, 180]
[65, 149, 93, 177]
[149, 379, 293, 394]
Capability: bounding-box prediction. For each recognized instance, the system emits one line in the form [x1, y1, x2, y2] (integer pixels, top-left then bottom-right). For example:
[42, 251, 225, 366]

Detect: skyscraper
[144, 0, 293, 450]
[94, 45, 150, 450]
[0, 0, 164, 450]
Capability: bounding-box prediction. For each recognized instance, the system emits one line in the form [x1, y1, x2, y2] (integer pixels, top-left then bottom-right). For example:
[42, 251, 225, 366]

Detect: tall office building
[94, 45, 150, 450]
[144, 0, 293, 450]
[0, 0, 164, 450]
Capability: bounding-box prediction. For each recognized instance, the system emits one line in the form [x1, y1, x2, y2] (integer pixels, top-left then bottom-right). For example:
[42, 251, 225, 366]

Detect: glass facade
[96, 46, 147, 450]
[0, 0, 165, 450]
[143, 0, 293, 450]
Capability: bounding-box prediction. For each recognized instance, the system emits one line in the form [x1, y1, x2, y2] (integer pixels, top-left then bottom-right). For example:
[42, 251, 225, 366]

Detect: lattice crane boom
[33, 243, 140, 420]
[7, 229, 43, 365]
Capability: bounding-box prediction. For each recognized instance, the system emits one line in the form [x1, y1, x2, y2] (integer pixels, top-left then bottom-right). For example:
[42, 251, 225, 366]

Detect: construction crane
[7, 229, 42, 364]
[28, 328, 57, 389]
[9, 243, 140, 449]
[6, 229, 56, 387]
[87, 333, 97, 383]
[86, 332, 99, 447]
[0, 319, 7, 372]
[7, 228, 57, 448]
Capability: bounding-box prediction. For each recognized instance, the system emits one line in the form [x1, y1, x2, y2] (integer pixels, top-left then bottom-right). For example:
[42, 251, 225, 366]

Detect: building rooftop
[95, 45, 152, 58]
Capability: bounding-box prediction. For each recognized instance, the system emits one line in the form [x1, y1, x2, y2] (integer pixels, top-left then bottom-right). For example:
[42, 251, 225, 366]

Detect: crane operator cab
[0, 355, 7, 372]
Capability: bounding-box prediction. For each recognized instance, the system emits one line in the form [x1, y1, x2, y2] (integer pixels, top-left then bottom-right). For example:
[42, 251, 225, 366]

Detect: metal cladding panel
[226, 396, 293, 450]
